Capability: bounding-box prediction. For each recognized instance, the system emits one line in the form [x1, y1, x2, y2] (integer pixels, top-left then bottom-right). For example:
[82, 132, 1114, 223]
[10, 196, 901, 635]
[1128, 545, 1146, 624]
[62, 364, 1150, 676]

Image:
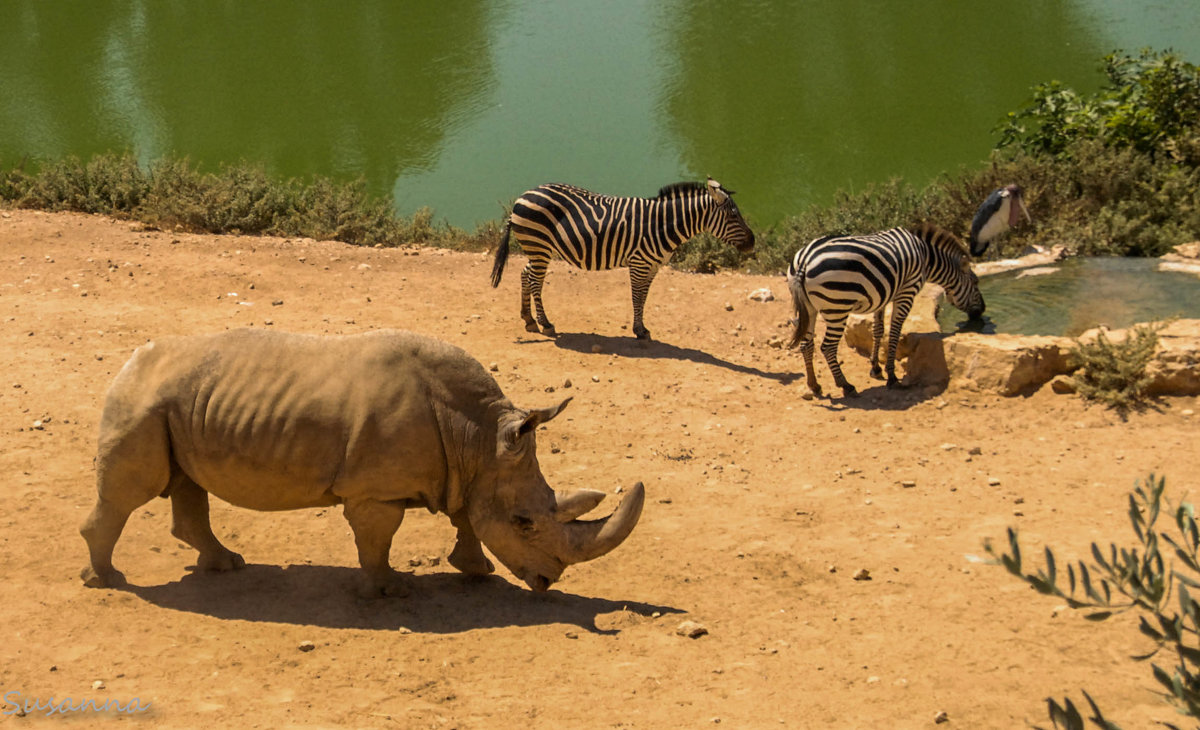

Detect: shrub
[985, 474, 1200, 729]
[996, 50, 1200, 160]
[1070, 322, 1163, 415]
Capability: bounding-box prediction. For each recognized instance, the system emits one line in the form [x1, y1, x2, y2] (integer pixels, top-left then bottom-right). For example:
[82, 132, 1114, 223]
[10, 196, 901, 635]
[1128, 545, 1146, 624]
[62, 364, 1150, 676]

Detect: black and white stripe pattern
[491, 178, 754, 340]
[787, 224, 984, 398]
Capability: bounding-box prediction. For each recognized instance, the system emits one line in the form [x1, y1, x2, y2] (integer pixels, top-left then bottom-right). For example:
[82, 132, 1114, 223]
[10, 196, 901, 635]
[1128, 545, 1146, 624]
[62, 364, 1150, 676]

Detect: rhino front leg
[168, 473, 245, 574]
[447, 511, 495, 576]
[343, 498, 408, 598]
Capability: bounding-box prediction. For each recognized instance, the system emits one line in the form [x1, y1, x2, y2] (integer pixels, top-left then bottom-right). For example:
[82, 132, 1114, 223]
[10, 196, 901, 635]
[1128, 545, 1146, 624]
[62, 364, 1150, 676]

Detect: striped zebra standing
[491, 178, 754, 340]
[786, 186, 1029, 398]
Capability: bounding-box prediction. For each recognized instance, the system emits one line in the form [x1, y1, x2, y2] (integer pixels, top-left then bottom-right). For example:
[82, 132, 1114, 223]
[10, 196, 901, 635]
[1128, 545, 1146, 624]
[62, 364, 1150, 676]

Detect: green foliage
[985, 474, 1200, 730]
[672, 232, 748, 273]
[0, 152, 501, 249]
[997, 49, 1200, 159]
[1070, 322, 1163, 415]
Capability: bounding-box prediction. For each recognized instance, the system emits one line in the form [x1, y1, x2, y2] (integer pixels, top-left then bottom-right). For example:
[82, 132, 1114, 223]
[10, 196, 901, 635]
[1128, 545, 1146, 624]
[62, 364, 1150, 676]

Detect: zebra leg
[629, 259, 660, 340]
[799, 337, 822, 397]
[885, 295, 915, 389]
[523, 259, 555, 335]
[519, 265, 539, 332]
[820, 317, 857, 397]
[869, 310, 886, 380]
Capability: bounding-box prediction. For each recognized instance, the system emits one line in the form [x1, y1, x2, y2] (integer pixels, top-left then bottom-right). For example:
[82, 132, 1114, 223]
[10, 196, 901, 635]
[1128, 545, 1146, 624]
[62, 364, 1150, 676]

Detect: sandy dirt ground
[2, 208, 1199, 728]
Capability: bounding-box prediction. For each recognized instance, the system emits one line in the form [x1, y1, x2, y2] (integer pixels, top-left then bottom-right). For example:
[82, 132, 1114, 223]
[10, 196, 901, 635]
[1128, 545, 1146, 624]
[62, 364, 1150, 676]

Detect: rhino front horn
[557, 482, 645, 564]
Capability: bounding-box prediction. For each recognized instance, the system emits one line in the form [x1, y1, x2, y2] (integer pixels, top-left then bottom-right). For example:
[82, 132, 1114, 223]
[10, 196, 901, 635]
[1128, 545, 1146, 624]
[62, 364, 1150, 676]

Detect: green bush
[986, 474, 1200, 729]
[997, 50, 1200, 159]
[1070, 322, 1163, 415]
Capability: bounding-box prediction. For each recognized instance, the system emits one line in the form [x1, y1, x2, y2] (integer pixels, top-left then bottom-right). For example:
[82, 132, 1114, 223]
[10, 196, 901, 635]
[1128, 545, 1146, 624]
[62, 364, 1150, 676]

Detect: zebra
[785, 186, 1028, 398]
[491, 178, 755, 340]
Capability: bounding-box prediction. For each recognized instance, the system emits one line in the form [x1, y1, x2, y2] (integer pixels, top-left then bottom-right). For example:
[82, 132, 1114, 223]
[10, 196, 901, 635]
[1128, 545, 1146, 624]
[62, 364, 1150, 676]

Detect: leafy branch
[984, 475, 1200, 729]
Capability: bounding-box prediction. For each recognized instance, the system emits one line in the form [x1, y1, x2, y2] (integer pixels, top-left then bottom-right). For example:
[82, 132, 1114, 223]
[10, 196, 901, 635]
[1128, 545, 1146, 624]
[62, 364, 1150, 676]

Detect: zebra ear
[706, 177, 730, 204]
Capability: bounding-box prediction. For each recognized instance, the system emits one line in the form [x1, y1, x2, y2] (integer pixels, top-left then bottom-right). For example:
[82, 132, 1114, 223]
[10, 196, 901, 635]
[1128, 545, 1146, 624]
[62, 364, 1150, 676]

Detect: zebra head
[704, 178, 755, 254]
[924, 225, 986, 320]
[948, 261, 985, 320]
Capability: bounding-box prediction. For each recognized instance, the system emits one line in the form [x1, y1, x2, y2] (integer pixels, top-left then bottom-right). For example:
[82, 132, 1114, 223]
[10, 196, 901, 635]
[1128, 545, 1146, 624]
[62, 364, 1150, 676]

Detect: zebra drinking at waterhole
[787, 185, 1031, 398]
[491, 178, 755, 340]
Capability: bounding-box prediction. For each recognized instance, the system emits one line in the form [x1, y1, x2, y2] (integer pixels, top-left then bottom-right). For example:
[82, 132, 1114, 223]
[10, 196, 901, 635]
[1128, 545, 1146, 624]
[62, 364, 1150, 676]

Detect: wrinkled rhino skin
[80, 328, 644, 597]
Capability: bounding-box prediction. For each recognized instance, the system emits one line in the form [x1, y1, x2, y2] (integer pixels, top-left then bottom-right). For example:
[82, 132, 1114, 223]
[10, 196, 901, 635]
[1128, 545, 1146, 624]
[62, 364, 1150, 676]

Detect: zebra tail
[490, 223, 512, 288]
[787, 269, 810, 349]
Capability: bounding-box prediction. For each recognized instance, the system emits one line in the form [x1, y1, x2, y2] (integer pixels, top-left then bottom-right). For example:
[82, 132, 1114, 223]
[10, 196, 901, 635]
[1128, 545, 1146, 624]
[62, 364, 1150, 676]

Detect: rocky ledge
[844, 243, 1200, 397]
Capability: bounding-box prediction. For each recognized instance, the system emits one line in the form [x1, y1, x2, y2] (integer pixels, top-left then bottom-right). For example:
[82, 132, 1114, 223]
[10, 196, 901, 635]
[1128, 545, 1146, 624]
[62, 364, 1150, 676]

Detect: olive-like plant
[985, 474, 1200, 729]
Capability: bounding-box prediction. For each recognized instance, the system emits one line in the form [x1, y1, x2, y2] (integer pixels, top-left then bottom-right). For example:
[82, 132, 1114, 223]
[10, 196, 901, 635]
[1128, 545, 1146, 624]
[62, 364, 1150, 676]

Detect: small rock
[934, 710, 949, 724]
[591, 375, 600, 383]
[272, 299, 284, 306]
[1050, 375, 1076, 394]
[939, 442, 957, 451]
[92, 680, 105, 690]
[564, 631, 578, 639]
[590, 344, 603, 354]
[1182, 409, 1195, 417]
[852, 568, 871, 581]
[900, 480, 916, 489]
[747, 287, 775, 302]
[724, 302, 734, 311]
[967, 446, 983, 456]
[676, 620, 709, 639]
[562, 378, 573, 388]
[298, 641, 315, 652]
[987, 477, 1001, 486]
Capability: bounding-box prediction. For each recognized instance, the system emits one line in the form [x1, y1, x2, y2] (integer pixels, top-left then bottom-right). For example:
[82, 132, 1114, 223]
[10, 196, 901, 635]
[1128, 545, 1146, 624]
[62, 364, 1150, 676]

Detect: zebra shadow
[805, 381, 947, 411]
[547, 332, 798, 383]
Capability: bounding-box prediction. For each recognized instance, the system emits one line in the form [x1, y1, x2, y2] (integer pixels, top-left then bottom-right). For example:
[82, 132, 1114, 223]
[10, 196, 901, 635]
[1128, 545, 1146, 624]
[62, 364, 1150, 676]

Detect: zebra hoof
[869, 368, 884, 380]
[541, 326, 557, 337]
[524, 322, 541, 333]
[886, 379, 908, 390]
[635, 329, 651, 341]
[840, 385, 859, 398]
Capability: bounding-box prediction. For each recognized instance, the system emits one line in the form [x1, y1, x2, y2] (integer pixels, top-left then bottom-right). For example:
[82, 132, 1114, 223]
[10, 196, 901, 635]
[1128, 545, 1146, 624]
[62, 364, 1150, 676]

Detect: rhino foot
[448, 547, 495, 576]
[197, 549, 246, 573]
[356, 571, 410, 600]
[80, 565, 126, 589]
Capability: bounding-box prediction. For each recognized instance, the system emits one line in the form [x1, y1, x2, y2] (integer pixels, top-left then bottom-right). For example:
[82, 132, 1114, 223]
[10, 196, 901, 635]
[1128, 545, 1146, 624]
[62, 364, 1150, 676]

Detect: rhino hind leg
[343, 498, 409, 598]
[80, 497, 136, 588]
[81, 411, 173, 588]
[168, 473, 245, 574]
[447, 511, 495, 576]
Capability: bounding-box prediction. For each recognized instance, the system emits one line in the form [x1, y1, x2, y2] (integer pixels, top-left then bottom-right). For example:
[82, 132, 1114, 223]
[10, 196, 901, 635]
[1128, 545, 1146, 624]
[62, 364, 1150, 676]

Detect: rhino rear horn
[555, 489, 607, 522]
[556, 482, 645, 564]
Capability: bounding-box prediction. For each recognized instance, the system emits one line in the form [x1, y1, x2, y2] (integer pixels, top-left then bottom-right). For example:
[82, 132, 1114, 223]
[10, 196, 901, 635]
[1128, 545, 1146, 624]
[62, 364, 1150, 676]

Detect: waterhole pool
[938, 257, 1200, 336]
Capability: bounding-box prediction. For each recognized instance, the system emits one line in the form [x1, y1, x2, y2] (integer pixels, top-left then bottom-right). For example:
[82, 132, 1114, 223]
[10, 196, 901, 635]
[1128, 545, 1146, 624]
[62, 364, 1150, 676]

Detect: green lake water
[2, 1, 1199, 229]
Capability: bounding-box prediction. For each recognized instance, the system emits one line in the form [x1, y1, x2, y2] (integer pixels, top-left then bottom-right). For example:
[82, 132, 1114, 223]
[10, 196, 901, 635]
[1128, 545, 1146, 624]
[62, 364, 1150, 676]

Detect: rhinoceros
[80, 328, 644, 596]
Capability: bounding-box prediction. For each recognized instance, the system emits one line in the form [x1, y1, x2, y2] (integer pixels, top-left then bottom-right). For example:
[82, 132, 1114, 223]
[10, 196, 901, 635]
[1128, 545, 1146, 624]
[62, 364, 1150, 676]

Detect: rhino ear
[502, 397, 572, 449]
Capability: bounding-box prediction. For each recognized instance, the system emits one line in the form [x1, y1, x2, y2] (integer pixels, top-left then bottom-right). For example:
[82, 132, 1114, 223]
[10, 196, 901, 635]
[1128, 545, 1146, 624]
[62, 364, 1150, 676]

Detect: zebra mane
[656, 181, 708, 198]
[909, 223, 970, 258]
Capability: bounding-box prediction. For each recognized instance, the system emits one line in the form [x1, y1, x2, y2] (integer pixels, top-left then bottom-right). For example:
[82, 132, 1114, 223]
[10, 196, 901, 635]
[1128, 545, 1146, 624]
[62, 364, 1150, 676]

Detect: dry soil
[3, 209, 1198, 728]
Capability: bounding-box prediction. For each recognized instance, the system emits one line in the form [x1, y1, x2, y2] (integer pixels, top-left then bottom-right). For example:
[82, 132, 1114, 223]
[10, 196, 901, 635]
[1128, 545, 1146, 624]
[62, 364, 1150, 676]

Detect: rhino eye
[512, 514, 535, 533]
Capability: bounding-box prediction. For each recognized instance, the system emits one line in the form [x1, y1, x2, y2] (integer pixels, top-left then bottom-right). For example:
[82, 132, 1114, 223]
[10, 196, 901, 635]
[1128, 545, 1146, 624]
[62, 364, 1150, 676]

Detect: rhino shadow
[546, 332, 798, 384]
[123, 564, 681, 635]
